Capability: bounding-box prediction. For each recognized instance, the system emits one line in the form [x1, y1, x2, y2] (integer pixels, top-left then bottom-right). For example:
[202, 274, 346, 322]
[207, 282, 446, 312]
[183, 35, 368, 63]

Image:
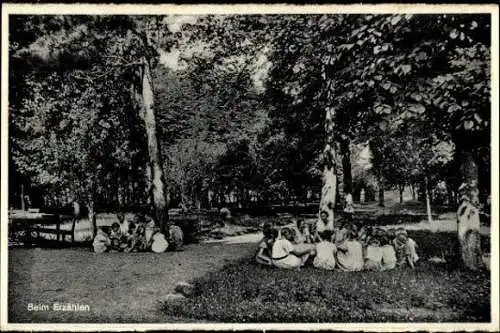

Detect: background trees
[9, 14, 491, 236]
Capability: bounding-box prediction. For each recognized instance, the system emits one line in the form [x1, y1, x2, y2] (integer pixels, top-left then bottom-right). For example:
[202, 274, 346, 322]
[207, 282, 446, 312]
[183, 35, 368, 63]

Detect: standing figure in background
[219, 207, 231, 226]
[344, 193, 355, 224]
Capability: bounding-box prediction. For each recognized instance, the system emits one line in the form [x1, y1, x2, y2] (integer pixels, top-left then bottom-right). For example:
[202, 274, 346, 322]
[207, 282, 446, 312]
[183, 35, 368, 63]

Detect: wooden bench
[9, 212, 75, 244]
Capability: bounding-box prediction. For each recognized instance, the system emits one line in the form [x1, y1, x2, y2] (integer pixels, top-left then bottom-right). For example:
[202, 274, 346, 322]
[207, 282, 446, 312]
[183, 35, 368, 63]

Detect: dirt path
[8, 242, 255, 323]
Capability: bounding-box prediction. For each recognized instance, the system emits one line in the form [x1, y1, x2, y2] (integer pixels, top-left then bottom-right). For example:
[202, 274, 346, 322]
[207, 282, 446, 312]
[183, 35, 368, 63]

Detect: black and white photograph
[1, 4, 498, 331]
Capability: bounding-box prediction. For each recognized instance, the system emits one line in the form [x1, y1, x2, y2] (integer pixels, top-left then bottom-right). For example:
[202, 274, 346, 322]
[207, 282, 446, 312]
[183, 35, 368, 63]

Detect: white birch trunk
[134, 59, 169, 233]
[425, 177, 433, 223]
[87, 199, 97, 238]
[318, 105, 337, 229]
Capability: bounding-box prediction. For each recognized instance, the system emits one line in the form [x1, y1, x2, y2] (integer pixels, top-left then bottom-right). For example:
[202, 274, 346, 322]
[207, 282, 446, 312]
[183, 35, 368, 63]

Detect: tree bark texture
[399, 184, 404, 204]
[340, 139, 352, 197]
[455, 148, 482, 270]
[378, 182, 385, 207]
[319, 106, 337, 227]
[133, 58, 169, 234]
[424, 177, 433, 223]
[87, 199, 97, 238]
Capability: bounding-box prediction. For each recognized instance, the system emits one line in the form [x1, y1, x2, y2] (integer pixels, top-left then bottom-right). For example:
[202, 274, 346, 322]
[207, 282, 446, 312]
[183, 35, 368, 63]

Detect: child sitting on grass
[333, 221, 349, 246]
[336, 230, 364, 272]
[109, 222, 123, 251]
[296, 219, 313, 244]
[124, 223, 147, 253]
[255, 223, 275, 266]
[272, 228, 313, 269]
[313, 230, 337, 270]
[315, 210, 334, 240]
[358, 225, 373, 244]
[364, 236, 383, 271]
[393, 228, 419, 268]
[93, 227, 112, 253]
[380, 235, 397, 271]
[149, 230, 169, 253]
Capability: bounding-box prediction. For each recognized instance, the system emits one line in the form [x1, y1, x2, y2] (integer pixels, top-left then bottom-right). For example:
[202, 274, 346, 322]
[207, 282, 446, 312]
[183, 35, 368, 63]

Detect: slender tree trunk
[319, 106, 337, 228]
[71, 201, 80, 243]
[399, 184, 404, 204]
[378, 181, 385, 207]
[410, 183, 416, 200]
[87, 199, 97, 238]
[341, 139, 352, 197]
[133, 59, 169, 234]
[424, 176, 433, 223]
[20, 184, 25, 211]
[446, 183, 455, 207]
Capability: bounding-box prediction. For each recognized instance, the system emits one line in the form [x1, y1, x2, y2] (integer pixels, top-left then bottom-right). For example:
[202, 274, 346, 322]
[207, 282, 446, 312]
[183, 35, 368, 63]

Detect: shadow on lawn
[161, 230, 491, 323]
[15, 238, 93, 250]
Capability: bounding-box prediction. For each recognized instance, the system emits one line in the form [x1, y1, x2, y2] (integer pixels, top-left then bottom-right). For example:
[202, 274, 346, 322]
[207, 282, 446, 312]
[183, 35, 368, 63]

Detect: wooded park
[6, 11, 494, 324]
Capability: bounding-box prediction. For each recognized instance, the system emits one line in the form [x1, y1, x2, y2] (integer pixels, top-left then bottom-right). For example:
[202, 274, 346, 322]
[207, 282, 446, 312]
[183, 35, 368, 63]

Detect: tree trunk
[87, 200, 97, 238]
[71, 201, 80, 243]
[455, 149, 482, 270]
[410, 183, 416, 200]
[319, 105, 337, 228]
[424, 177, 433, 223]
[378, 182, 385, 207]
[20, 184, 25, 211]
[399, 184, 404, 204]
[446, 183, 455, 207]
[340, 139, 352, 197]
[133, 58, 169, 234]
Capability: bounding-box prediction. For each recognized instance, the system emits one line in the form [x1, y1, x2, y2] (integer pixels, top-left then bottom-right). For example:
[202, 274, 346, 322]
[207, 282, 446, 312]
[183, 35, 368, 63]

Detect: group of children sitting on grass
[255, 210, 419, 271]
[93, 213, 169, 253]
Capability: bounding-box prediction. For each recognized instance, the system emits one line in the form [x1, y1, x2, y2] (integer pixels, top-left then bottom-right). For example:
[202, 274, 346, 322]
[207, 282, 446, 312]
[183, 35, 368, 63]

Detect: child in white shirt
[380, 235, 397, 271]
[272, 228, 313, 269]
[336, 230, 364, 272]
[313, 230, 337, 270]
[364, 237, 383, 271]
[93, 227, 111, 253]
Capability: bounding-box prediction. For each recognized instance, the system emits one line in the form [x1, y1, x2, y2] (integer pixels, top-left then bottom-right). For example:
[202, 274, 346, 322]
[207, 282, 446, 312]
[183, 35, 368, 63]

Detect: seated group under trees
[256, 211, 419, 271]
[93, 213, 183, 253]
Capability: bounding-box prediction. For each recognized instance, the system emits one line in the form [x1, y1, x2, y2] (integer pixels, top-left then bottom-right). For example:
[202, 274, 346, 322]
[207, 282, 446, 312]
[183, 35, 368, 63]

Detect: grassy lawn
[8, 243, 255, 323]
[162, 231, 491, 323]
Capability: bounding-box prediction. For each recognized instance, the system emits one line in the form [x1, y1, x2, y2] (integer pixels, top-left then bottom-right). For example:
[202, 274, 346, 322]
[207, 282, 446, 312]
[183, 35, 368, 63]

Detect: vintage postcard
[1, 3, 498, 332]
